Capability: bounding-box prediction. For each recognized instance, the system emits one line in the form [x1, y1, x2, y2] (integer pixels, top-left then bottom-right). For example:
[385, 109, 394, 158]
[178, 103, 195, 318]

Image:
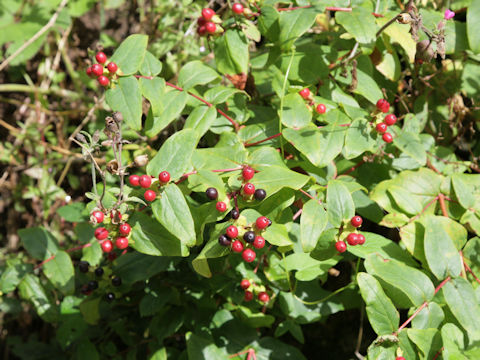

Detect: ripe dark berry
[101, 240, 113, 253]
[254, 189, 266, 201]
[94, 267, 104, 277]
[299, 88, 310, 99]
[216, 201, 227, 212]
[218, 234, 231, 246]
[202, 8, 215, 20]
[112, 276, 122, 286]
[384, 114, 397, 126]
[346, 233, 359, 246]
[226, 225, 239, 239]
[87, 280, 98, 291]
[205, 22, 216, 34]
[253, 235, 265, 249]
[108, 252, 117, 261]
[376, 99, 390, 113]
[115, 237, 129, 249]
[91, 63, 103, 76]
[197, 17, 207, 26]
[335, 241, 347, 253]
[232, 3, 244, 14]
[242, 248, 256, 262]
[105, 292, 115, 302]
[98, 75, 110, 87]
[357, 234, 366, 245]
[95, 52, 107, 64]
[316, 103, 327, 114]
[243, 183, 255, 196]
[382, 132, 393, 143]
[258, 291, 270, 303]
[242, 166, 255, 181]
[119, 223, 131, 235]
[240, 279, 250, 290]
[139, 175, 152, 188]
[91, 211, 104, 224]
[256, 216, 269, 230]
[107, 62, 118, 74]
[159, 171, 170, 183]
[232, 240, 244, 253]
[206, 187, 218, 200]
[351, 216, 363, 228]
[94, 227, 109, 240]
[197, 25, 206, 36]
[231, 208, 240, 220]
[81, 285, 92, 295]
[129, 175, 140, 187]
[244, 291, 254, 301]
[78, 261, 89, 273]
[376, 122, 387, 134]
[243, 231, 255, 243]
[144, 189, 156, 202]
[267, 219, 272, 227]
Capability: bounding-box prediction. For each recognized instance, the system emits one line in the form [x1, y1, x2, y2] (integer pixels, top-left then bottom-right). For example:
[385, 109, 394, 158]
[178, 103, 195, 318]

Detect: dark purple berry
[105, 292, 115, 302]
[243, 231, 255, 243]
[87, 280, 98, 291]
[78, 261, 89, 273]
[112, 276, 122, 287]
[254, 189, 266, 201]
[218, 234, 231, 246]
[94, 267, 104, 277]
[206, 187, 218, 200]
[231, 208, 240, 220]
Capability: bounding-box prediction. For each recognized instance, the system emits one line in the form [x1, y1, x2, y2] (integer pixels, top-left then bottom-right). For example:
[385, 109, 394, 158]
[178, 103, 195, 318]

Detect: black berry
[218, 234, 232, 246]
[94, 267, 104, 277]
[78, 261, 89, 273]
[254, 189, 266, 201]
[87, 280, 98, 291]
[268, 219, 272, 227]
[206, 187, 218, 200]
[243, 231, 255, 243]
[112, 276, 122, 287]
[105, 292, 115, 302]
[231, 208, 240, 220]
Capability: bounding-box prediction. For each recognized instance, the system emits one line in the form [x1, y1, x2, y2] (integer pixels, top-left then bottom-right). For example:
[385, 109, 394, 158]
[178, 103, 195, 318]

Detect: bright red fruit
[376, 99, 390, 113]
[101, 240, 113, 253]
[226, 225, 239, 239]
[232, 3, 244, 14]
[357, 234, 366, 245]
[243, 183, 255, 195]
[98, 75, 109, 86]
[351, 216, 363, 228]
[91, 63, 103, 76]
[205, 22, 216, 34]
[256, 216, 269, 230]
[216, 201, 227, 212]
[244, 291, 254, 301]
[376, 122, 387, 134]
[242, 166, 255, 180]
[253, 236, 265, 249]
[86, 66, 93, 77]
[346, 233, 359, 246]
[95, 52, 107, 64]
[258, 291, 270, 303]
[94, 227, 109, 240]
[316, 104, 326, 114]
[159, 171, 170, 183]
[335, 241, 347, 253]
[299, 88, 310, 99]
[107, 62, 118, 74]
[240, 279, 250, 290]
[144, 190, 156, 202]
[129, 175, 140, 187]
[119, 223, 131, 235]
[384, 114, 397, 126]
[232, 240, 244, 253]
[202, 8, 215, 20]
[139, 175, 152, 188]
[382, 132, 393, 143]
[197, 25, 206, 36]
[91, 211, 104, 224]
[242, 248, 256, 262]
[197, 17, 206, 26]
[395, 357, 405, 360]
[115, 237, 129, 249]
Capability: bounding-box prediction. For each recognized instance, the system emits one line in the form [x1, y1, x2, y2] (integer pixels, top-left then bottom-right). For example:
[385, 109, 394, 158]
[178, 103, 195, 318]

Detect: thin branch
[438, 193, 448, 217]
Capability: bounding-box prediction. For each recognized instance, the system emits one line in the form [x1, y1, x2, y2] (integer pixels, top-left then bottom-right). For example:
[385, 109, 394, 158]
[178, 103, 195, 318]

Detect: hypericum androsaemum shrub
[1, 0, 480, 359]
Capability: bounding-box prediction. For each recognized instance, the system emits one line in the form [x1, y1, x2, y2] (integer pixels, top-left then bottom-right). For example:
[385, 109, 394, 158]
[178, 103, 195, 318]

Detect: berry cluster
[128, 171, 171, 202]
[299, 88, 327, 115]
[240, 279, 270, 303]
[77, 260, 122, 302]
[196, 8, 222, 36]
[334, 215, 366, 253]
[85, 51, 118, 87]
[374, 99, 396, 144]
[91, 210, 131, 253]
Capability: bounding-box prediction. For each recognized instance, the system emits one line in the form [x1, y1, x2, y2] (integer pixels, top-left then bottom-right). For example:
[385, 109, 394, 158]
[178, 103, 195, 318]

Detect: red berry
[376, 122, 387, 134]
[232, 240, 244, 253]
[216, 201, 227, 212]
[351, 216, 363, 228]
[205, 22, 216, 34]
[244, 291, 254, 301]
[357, 234, 366, 245]
[91, 63, 103, 76]
[243, 183, 255, 195]
[253, 235, 265, 249]
[158, 171, 170, 183]
[396, 357, 405, 360]
[197, 25, 206, 36]
[299, 88, 310, 99]
[110, 211, 121, 221]
[347, 233, 359, 246]
[144, 189, 156, 202]
[95, 52, 107, 64]
[258, 291, 270, 303]
[202, 8, 215, 20]
[256, 216, 269, 230]
[384, 114, 397, 126]
[240, 279, 250, 290]
[139, 175, 152, 188]
[376, 99, 390, 113]
[108, 252, 117, 261]
[94, 227, 109, 240]
[335, 241, 347, 253]
[197, 17, 207, 26]
[128, 175, 140, 187]
[226, 225, 239, 239]
[107, 62, 118, 74]
[232, 3, 244, 14]
[98, 75, 109, 87]
[101, 240, 113, 253]
[119, 223, 131, 235]
[91, 211, 104, 224]
[242, 166, 255, 181]
[242, 248, 256, 262]
[86, 66, 93, 77]
[382, 132, 393, 143]
[115, 237, 129, 250]
[316, 103, 326, 114]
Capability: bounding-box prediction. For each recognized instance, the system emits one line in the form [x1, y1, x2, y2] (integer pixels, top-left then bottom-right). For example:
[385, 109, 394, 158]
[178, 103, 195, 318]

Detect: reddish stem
[175, 166, 242, 184]
[464, 261, 480, 285]
[244, 133, 282, 147]
[342, 159, 366, 176]
[432, 347, 444, 360]
[438, 193, 448, 217]
[34, 243, 92, 270]
[277, 5, 383, 17]
[293, 208, 303, 221]
[299, 189, 322, 205]
[409, 195, 439, 223]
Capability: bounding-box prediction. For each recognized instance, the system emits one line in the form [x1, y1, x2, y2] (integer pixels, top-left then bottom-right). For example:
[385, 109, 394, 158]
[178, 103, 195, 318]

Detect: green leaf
[109, 34, 148, 75]
[147, 128, 198, 179]
[250, 165, 310, 197]
[467, 0, 480, 53]
[204, 86, 244, 104]
[283, 253, 337, 282]
[0, 260, 33, 293]
[43, 251, 75, 295]
[139, 51, 162, 77]
[407, 328, 442, 360]
[326, 180, 355, 227]
[214, 29, 249, 75]
[336, 7, 376, 45]
[412, 301, 444, 330]
[393, 131, 427, 166]
[139, 76, 165, 116]
[105, 76, 142, 130]
[187, 170, 226, 198]
[113, 252, 172, 284]
[452, 173, 476, 209]
[343, 118, 376, 159]
[263, 223, 293, 247]
[387, 185, 423, 215]
[192, 230, 231, 278]
[57, 203, 86, 222]
[278, 8, 317, 49]
[300, 199, 327, 252]
[442, 323, 468, 360]
[152, 184, 196, 247]
[18, 227, 59, 260]
[184, 106, 217, 139]
[357, 273, 399, 335]
[178, 61, 220, 90]
[354, 68, 384, 104]
[186, 332, 228, 360]
[281, 93, 312, 128]
[144, 89, 188, 137]
[18, 274, 58, 322]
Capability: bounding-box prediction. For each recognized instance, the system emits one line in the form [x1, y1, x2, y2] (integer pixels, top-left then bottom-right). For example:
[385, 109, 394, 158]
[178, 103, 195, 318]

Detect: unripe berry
[316, 103, 326, 114]
[129, 175, 140, 187]
[335, 241, 347, 253]
[357, 234, 366, 245]
[299, 88, 310, 99]
[351, 216, 363, 228]
[144, 189, 156, 202]
[216, 201, 227, 212]
[243, 231, 255, 243]
[244, 291, 254, 301]
[95, 52, 107, 64]
[115, 237, 129, 249]
[119, 223, 131, 235]
[253, 235, 265, 249]
[384, 114, 397, 126]
[240, 279, 250, 290]
[107, 62, 118, 74]
[94, 227, 109, 240]
[258, 291, 270, 303]
[232, 3, 244, 14]
[256, 216, 269, 230]
[242, 248, 256, 262]
[98, 75, 109, 86]
[205, 22, 216, 34]
[202, 8, 215, 20]
[242, 166, 255, 180]
[205, 187, 218, 200]
[159, 171, 170, 183]
[218, 234, 231, 246]
[91, 211, 104, 224]
[376, 122, 387, 134]
[226, 225, 239, 239]
[243, 183, 255, 196]
[91, 63, 103, 76]
[346, 233, 359, 246]
[231, 240, 244, 253]
[101, 240, 113, 253]
[254, 189, 266, 201]
[139, 175, 152, 188]
[382, 132, 393, 143]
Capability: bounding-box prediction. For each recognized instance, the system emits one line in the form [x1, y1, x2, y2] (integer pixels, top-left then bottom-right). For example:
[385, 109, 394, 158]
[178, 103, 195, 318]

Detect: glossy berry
[112, 276, 122, 286]
[253, 235, 265, 249]
[91, 63, 103, 76]
[144, 189, 156, 202]
[357, 234, 366, 245]
[299, 88, 310, 99]
[382, 132, 393, 143]
[94, 227, 109, 240]
[258, 291, 270, 303]
[91, 211, 104, 224]
[376, 99, 390, 113]
[240, 279, 250, 290]
[107, 62, 118, 74]
[86, 66, 93, 77]
[128, 175, 140, 187]
[115, 237, 129, 250]
[78, 261, 89, 273]
[243, 183, 255, 195]
[316, 104, 327, 114]
[242, 248, 256, 263]
[384, 114, 397, 126]
[226, 225, 239, 239]
[119, 223, 131, 235]
[346, 233, 359, 246]
[232, 3, 244, 14]
[254, 189, 266, 201]
[395, 358, 405, 360]
[216, 201, 227, 212]
[242, 166, 255, 180]
[376, 122, 387, 134]
[94, 267, 104, 277]
[205, 187, 218, 200]
[197, 26, 206, 36]
[231, 208, 240, 220]
[139, 175, 152, 188]
[95, 52, 107, 64]
[335, 241, 347, 253]
[205, 22, 216, 34]
[243, 231, 255, 243]
[268, 219, 272, 227]
[232, 240, 244, 253]
[202, 8, 215, 20]
[256, 216, 269, 230]
[351, 216, 363, 228]
[101, 240, 113, 253]
[98, 75, 109, 87]
[244, 291, 254, 301]
[159, 171, 170, 183]
[218, 234, 231, 247]
[87, 280, 99, 291]
[105, 292, 115, 302]
[197, 17, 207, 26]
